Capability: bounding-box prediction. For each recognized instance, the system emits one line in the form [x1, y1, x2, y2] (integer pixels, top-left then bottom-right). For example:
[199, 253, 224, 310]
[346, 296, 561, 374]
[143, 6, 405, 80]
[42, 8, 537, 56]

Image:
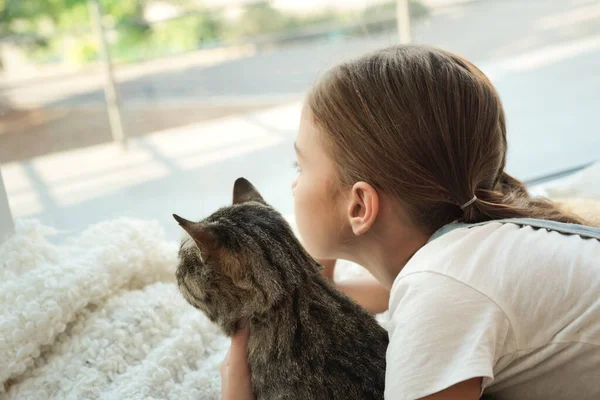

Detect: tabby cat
[174, 177, 388, 399]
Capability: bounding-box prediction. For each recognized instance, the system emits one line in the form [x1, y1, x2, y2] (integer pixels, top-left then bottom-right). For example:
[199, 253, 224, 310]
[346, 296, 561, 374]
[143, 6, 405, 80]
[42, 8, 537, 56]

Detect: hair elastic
[460, 195, 478, 210]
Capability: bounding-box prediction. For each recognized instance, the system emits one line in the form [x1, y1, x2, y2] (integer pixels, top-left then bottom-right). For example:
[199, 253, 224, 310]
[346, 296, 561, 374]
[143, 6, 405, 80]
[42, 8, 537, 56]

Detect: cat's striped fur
[174, 178, 388, 399]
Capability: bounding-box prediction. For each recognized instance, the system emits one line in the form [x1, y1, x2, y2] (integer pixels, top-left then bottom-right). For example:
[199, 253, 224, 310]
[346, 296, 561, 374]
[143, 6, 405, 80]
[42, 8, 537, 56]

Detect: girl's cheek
[291, 176, 298, 196]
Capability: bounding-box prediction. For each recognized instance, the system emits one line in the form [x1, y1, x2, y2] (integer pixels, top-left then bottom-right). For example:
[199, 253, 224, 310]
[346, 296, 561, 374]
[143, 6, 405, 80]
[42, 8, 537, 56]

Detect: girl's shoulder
[387, 219, 600, 399]
[397, 218, 600, 290]
[392, 218, 600, 323]
[429, 218, 600, 243]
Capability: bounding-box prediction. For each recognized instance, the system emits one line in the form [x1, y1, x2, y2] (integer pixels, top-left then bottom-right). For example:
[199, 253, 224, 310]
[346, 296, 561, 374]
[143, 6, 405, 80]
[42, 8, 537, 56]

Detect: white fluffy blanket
[1, 219, 228, 400]
[0, 218, 371, 400]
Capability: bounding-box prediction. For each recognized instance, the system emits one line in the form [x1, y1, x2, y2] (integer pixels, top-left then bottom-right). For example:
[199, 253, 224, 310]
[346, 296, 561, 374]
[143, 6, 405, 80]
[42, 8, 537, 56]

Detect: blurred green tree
[0, 0, 428, 65]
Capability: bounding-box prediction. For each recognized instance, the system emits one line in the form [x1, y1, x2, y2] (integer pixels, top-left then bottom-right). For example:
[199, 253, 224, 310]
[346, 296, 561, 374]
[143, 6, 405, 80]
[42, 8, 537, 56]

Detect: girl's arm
[319, 259, 390, 314]
[420, 378, 482, 399]
[221, 327, 254, 400]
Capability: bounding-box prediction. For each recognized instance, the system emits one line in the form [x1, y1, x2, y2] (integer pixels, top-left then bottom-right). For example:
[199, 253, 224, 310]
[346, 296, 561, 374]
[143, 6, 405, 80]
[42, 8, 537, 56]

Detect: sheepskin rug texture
[0, 218, 374, 400]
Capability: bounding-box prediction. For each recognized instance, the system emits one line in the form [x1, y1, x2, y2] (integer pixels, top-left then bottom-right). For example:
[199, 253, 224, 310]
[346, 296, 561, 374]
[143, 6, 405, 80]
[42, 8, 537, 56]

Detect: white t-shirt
[385, 221, 600, 400]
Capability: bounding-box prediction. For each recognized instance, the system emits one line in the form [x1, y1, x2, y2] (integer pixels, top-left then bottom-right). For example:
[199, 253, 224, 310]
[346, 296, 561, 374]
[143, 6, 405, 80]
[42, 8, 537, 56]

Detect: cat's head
[174, 177, 321, 335]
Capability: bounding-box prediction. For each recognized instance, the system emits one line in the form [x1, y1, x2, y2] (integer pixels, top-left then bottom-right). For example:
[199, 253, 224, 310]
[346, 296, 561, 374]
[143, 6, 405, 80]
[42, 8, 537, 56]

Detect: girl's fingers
[229, 327, 250, 366]
[220, 348, 231, 375]
[221, 327, 254, 400]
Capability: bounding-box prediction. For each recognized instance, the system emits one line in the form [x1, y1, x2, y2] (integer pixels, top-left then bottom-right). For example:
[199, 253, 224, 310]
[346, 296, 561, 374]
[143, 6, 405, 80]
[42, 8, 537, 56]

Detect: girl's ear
[346, 182, 380, 236]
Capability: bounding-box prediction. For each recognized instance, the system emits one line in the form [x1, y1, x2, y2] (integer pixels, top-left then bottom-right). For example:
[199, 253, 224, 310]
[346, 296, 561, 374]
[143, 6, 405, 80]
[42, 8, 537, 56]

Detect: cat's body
[174, 178, 388, 399]
[246, 270, 387, 399]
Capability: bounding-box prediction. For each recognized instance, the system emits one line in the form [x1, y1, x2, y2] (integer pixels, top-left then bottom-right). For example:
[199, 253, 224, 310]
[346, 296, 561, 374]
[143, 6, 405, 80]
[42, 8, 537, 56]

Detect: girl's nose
[291, 176, 298, 195]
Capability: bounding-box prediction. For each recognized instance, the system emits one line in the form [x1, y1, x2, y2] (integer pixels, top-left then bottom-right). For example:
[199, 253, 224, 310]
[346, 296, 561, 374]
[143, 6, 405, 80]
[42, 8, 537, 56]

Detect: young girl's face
[292, 103, 346, 260]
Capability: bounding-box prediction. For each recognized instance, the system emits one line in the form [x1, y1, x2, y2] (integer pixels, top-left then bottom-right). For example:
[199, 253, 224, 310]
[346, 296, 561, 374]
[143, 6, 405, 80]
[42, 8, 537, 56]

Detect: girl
[220, 45, 600, 399]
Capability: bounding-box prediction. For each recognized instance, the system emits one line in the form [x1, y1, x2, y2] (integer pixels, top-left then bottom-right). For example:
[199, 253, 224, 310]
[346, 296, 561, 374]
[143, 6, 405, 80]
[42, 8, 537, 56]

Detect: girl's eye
[293, 161, 302, 172]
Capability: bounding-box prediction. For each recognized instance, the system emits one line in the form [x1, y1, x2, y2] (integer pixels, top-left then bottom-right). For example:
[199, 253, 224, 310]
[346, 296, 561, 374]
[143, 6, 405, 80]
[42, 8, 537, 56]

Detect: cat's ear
[173, 214, 216, 254]
[233, 177, 265, 204]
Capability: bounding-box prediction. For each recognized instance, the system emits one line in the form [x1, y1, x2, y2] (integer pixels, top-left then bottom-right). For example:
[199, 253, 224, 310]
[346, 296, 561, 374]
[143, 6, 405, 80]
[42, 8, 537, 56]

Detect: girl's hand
[221, 327, 255, 400]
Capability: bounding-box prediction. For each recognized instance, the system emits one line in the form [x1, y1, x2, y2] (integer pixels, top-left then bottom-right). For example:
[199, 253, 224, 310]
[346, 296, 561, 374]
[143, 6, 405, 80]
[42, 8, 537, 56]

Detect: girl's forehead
[297, 107, 319, 147]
